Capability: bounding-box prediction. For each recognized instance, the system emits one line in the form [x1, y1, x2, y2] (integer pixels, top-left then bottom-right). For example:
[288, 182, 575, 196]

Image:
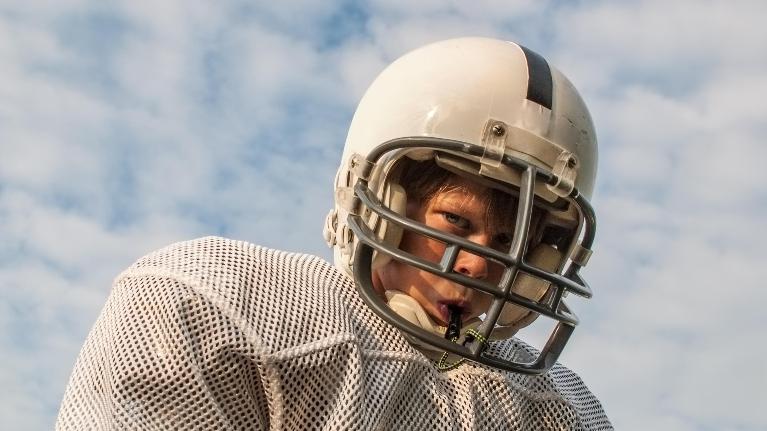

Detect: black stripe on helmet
[519, 45, 553, 110]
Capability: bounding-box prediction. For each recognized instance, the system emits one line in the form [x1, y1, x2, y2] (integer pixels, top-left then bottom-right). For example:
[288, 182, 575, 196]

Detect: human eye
[443, 212, 470, 229]
[494, 232, 513, 248]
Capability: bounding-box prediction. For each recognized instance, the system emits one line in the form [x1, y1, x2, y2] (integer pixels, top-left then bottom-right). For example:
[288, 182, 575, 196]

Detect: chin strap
[384, 290, 490, 370]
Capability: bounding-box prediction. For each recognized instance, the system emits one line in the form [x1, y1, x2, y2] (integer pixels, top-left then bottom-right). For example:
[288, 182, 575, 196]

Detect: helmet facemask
[344, 137, 595, 375]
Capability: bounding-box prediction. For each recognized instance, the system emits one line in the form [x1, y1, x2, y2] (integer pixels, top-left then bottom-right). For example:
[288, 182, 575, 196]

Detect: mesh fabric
[56, 237, 612, 430]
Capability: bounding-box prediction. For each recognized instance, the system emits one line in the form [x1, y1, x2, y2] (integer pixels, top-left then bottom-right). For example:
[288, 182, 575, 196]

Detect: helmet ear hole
[371, 181, 407, 270]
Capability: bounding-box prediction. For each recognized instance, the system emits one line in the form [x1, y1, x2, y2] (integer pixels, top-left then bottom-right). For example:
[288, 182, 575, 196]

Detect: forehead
[430, 175, 493, 206]
[425, 174, 518, 230]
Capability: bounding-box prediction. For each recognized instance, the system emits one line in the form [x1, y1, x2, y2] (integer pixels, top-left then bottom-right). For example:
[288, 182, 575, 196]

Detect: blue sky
[1, 1, 766, 429]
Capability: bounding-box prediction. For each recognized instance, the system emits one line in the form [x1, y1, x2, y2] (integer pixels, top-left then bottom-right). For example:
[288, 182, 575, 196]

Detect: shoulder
[482, 338, 612, 429]
[124, 236, 332, 278]
[114, 236, 361, 351]
[119, 236, 348, 293]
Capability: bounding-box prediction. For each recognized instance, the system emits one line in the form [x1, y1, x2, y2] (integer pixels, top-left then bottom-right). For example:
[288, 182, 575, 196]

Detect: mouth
[436, 300, 469, 326]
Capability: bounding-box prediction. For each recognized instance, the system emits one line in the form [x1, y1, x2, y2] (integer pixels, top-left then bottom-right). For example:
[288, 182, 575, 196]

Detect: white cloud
[2, 1, 767, 430]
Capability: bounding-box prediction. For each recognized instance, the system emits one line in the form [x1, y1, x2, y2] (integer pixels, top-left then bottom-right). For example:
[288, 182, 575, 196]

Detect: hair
[397, 158, 529, 238]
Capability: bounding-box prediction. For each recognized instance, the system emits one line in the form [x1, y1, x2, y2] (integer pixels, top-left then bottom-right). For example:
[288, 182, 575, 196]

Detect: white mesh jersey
[57, 236, 612, 430]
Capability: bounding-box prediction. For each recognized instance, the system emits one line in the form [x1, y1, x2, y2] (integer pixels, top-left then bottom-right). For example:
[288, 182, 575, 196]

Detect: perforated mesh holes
[57, 237, 611, 430]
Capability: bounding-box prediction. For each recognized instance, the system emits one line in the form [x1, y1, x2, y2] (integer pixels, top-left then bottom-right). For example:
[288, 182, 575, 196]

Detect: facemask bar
[347, 137, 596, 375]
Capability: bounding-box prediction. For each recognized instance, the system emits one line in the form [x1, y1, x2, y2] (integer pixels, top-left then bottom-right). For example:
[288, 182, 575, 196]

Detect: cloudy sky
[1, 0, 765, 429]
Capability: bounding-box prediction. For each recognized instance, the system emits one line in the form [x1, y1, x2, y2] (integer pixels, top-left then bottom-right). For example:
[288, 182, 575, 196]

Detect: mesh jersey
[56, 236, 612, 430]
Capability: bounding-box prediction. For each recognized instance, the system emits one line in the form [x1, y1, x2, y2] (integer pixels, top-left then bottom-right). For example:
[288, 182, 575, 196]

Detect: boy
[57, 37, 611, 430]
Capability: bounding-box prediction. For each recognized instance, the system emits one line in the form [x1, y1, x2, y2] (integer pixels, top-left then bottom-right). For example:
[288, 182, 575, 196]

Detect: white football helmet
[324, 37, 598, 374]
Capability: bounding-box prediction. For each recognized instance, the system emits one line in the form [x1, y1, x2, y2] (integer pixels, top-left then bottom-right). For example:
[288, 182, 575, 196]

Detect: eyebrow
[434, 194, 516, 232]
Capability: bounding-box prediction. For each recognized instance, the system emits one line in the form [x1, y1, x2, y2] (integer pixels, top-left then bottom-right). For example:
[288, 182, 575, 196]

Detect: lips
[436, 300, 470, 325]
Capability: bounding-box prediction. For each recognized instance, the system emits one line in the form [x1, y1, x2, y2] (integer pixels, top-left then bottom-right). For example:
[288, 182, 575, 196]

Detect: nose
[452, 230, 498, 280]
[453, 249, 489, 280]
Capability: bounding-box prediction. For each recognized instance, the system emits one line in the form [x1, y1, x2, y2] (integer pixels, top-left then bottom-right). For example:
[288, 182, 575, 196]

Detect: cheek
[374, 259, 417, 296]
[374, 233, 445, 292]
[399, 229, 446, 264]
[473, 291, 492, 311]
[487, 262, 505, 282]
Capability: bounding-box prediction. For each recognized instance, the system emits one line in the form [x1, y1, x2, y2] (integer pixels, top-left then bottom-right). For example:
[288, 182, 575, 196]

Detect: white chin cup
[384, 290, 486, 340]
[385, 290, 446, 336]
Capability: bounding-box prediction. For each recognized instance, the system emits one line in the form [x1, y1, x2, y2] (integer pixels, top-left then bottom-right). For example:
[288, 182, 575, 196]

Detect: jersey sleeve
[55, 269, 271, 430]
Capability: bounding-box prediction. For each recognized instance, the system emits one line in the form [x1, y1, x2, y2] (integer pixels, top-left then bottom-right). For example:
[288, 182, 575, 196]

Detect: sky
[1, 0, 766, 429]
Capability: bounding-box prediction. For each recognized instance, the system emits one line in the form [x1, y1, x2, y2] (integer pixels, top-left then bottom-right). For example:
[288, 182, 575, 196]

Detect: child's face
[373, 174, 515, 326]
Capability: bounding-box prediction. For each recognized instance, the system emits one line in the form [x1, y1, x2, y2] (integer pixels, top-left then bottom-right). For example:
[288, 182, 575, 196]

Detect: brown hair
[397, 158, 526, 237]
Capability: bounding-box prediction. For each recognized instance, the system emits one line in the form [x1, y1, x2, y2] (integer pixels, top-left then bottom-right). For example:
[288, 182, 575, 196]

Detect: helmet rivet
[491, 124, 505, 136]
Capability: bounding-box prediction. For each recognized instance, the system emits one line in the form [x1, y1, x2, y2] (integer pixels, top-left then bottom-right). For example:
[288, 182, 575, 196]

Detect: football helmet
[324, 37, 597, 375]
